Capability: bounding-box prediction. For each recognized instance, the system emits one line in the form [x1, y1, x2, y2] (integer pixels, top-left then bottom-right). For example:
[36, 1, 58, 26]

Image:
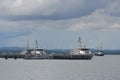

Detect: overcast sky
[0, 0, 120, 49]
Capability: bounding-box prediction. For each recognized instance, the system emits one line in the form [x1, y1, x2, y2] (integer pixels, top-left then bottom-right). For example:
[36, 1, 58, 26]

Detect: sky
[0, 0, 120, 49]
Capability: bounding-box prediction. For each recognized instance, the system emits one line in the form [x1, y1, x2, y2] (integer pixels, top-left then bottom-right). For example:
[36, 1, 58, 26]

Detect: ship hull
[95, 53, 104, 56]
[52, 54, 93, 60]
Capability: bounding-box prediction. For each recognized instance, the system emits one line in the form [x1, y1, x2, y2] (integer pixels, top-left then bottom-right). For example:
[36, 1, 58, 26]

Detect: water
[0, 55, 120, 80]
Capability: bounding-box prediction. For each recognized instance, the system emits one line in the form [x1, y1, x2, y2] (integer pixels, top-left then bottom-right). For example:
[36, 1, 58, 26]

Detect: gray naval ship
[52, 37, 94, 60]
[94, 43, 104, 56]
[68, 37, 93, 59]
[21, 40, 48, 59]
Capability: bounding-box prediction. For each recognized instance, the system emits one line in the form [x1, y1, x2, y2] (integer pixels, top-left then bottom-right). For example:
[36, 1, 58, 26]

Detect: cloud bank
[0, 0, 120, 31]
[0, 0, 120, 48]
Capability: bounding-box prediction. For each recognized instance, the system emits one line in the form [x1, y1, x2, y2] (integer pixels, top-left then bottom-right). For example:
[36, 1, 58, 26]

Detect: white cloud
[105, 0, 120, 17]
[0, 0, 60, 16]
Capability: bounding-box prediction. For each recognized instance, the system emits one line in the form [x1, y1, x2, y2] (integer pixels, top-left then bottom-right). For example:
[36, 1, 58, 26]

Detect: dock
[0, 54, 25, 59]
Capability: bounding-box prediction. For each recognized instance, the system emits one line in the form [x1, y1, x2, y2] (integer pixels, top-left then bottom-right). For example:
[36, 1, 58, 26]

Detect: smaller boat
[94, 43, 104, 56]
[95, 51, 104, 56]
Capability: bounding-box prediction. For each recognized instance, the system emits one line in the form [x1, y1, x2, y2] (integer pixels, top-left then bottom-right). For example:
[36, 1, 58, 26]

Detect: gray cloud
[0, 0, 120, 33]
[0, 0, 109, 20]
[1, 0, 120, 49]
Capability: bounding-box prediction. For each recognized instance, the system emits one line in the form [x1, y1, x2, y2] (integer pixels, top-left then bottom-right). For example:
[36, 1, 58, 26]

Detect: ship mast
[78, 37, 82, 48]
[27, 40, 29, 49]
[100, 42, 102, 51]
[35, 40, 39, 49]
[97, 42, 102, 51]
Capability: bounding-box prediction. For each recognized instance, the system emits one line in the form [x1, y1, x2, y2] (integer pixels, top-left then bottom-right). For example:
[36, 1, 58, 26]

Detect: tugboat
[95, 51, 104, 56]
[22, 40, 48, 59]
[94, 43, 104, 56]
[69, 37, 93, 60]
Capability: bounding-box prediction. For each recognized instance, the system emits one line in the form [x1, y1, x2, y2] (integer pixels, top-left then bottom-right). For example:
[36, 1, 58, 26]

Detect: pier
[0, 54, 25, 59]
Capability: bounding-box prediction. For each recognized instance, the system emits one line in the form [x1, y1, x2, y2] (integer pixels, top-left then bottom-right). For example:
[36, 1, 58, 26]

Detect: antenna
[78, 37, 82, 48]
[27, 40, 29, 49]
[97, 42, 102, 51]
[35, 40, 38, 49]
[100, 42, 103, 51]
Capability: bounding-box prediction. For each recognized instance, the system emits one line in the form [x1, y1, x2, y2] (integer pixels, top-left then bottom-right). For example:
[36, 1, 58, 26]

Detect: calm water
[0, 55, 120, 80]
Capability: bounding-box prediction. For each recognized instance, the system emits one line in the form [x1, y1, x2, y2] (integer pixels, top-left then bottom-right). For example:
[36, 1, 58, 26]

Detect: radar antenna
[27, 40, 29, 49]
[78, 37, 82, 48]
[35, 40, 39, 49]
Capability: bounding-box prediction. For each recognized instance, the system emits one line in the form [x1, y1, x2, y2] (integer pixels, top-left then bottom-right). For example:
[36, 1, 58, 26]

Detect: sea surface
[0, 55, 120, 80]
